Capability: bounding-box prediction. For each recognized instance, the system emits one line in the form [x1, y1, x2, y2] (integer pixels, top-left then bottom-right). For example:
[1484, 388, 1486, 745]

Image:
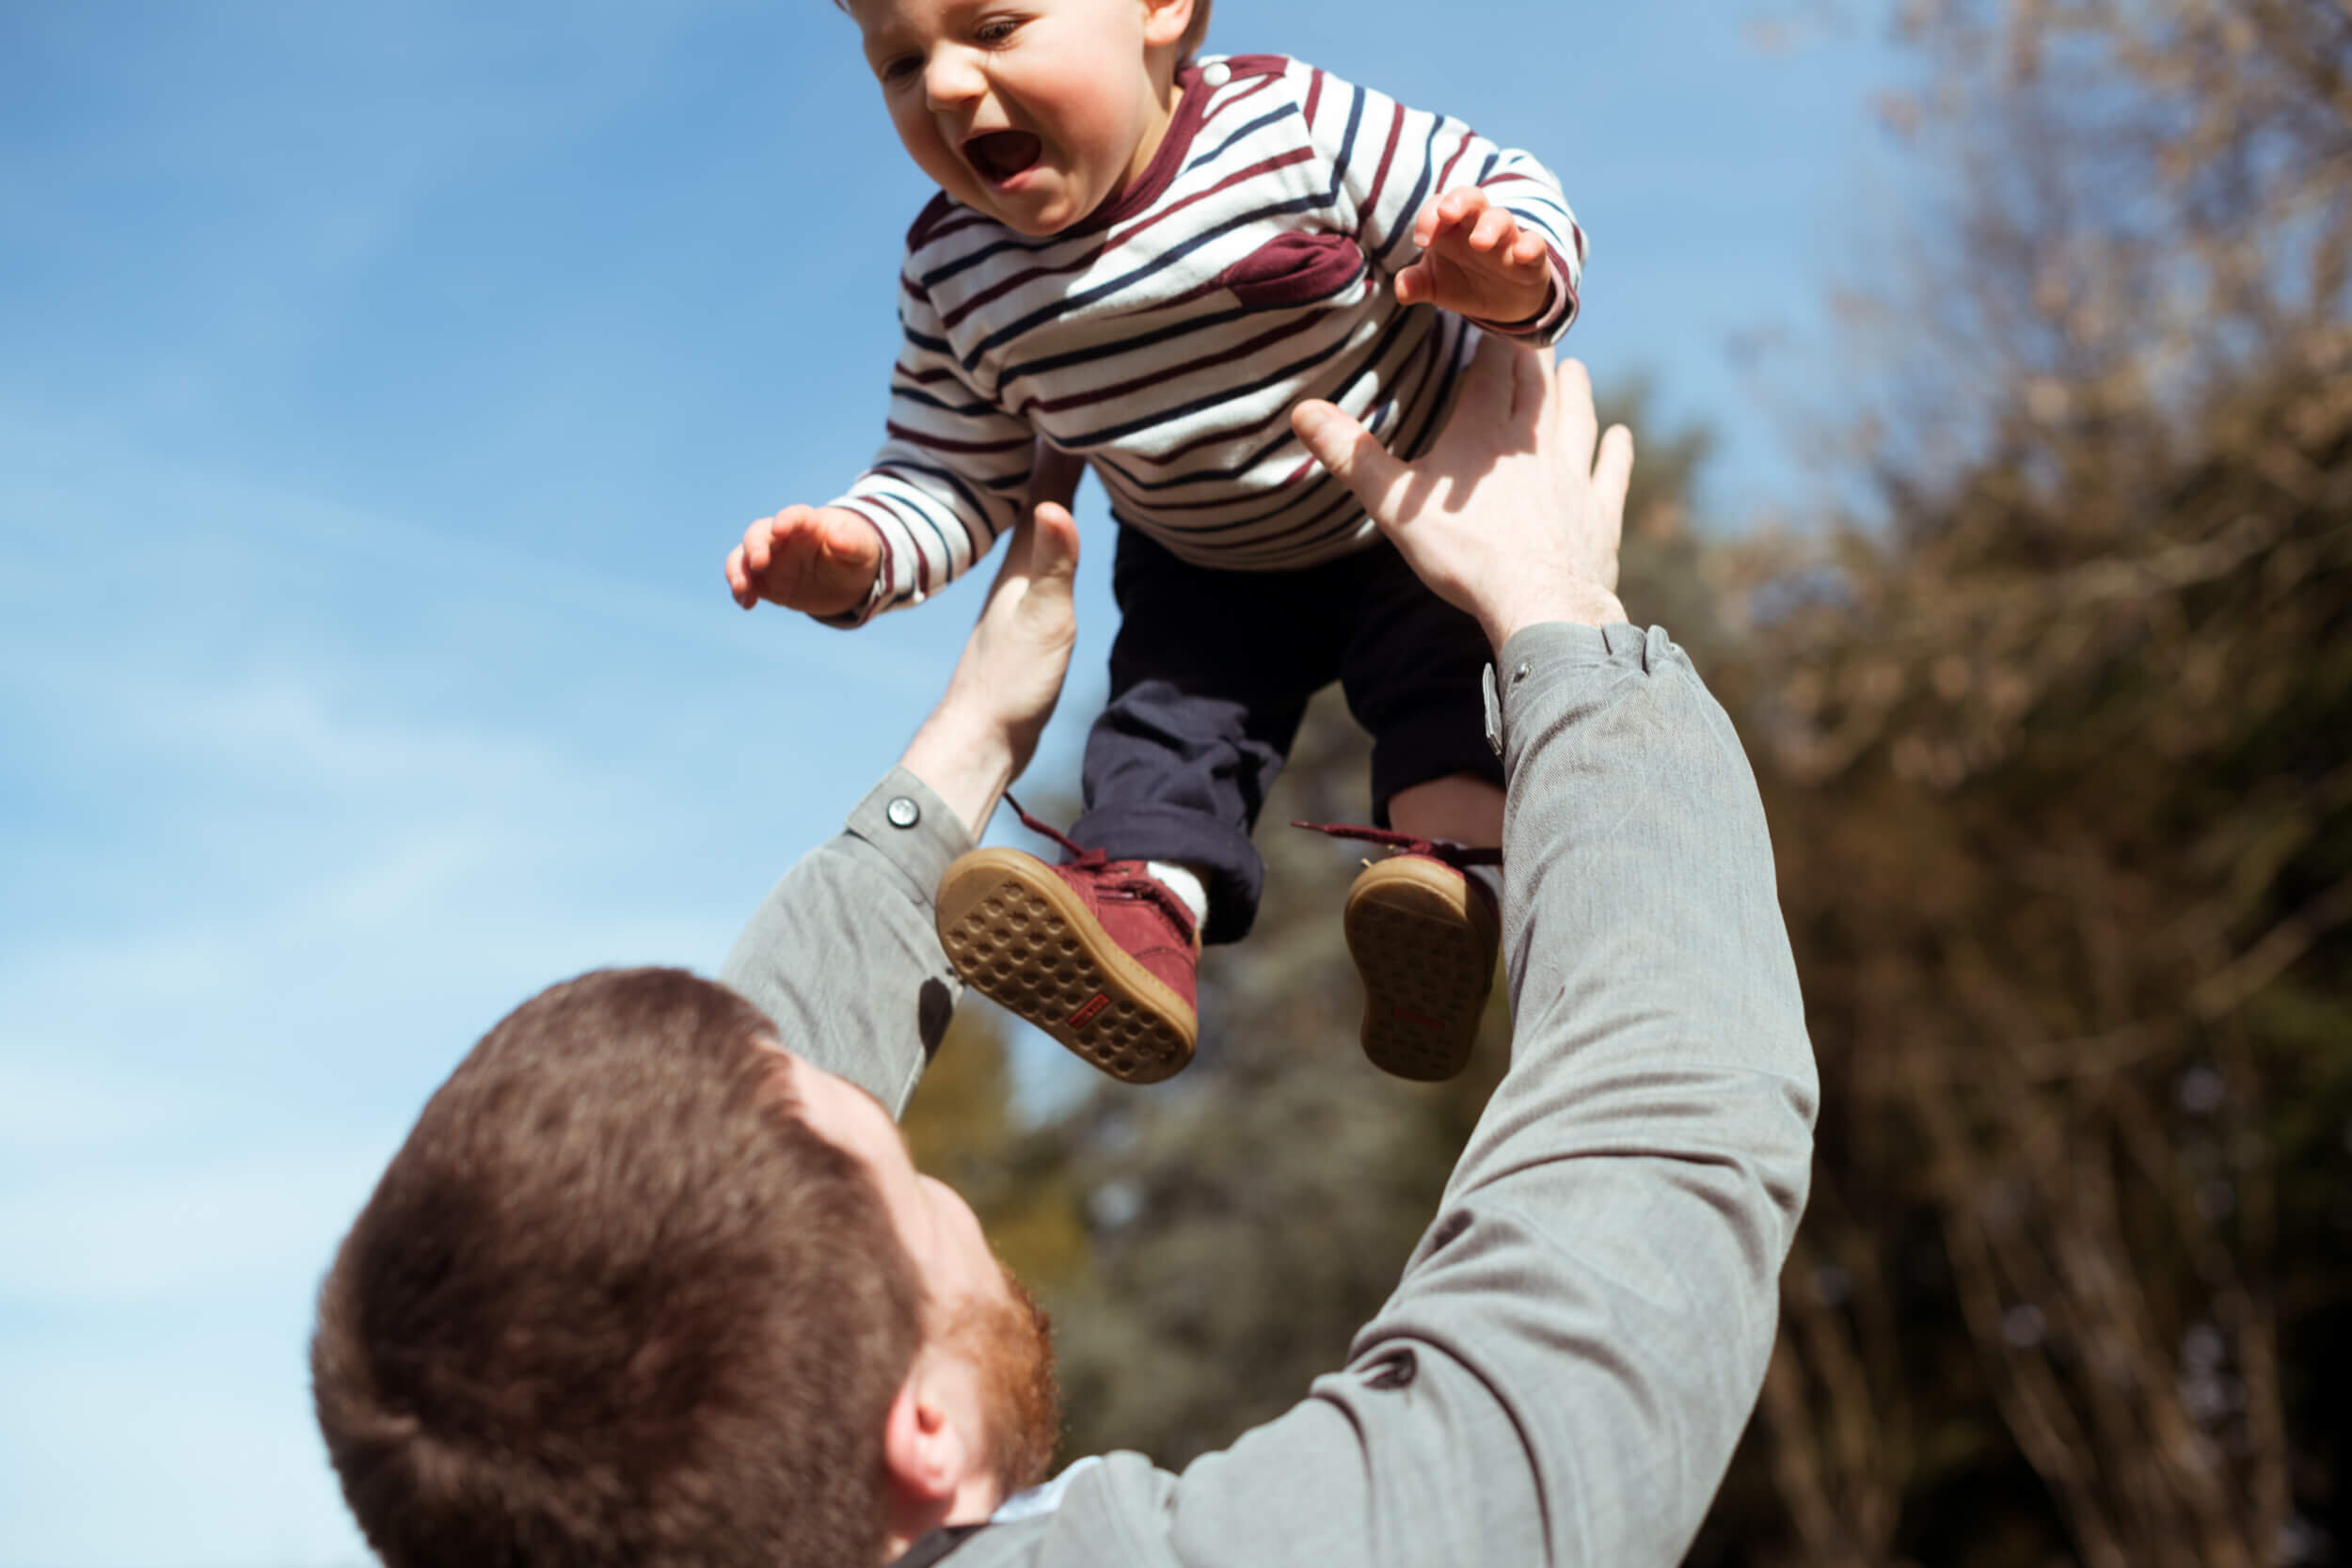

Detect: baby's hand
[725, 504, 883, 620]
[1394, 186, 1553, 327]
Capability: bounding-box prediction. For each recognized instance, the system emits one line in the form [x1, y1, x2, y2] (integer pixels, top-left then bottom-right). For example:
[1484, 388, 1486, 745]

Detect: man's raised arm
[718, 478, 1082, 1116]
[983, 345, 1817, 1567]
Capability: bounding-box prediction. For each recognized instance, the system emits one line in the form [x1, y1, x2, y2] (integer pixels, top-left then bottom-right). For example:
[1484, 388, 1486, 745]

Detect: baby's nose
[924, 49, 986, 109]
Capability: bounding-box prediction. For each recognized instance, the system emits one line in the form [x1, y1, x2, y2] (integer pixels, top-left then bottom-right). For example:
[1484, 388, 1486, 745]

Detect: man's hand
[1290, 336, 1631, 651]
[1395, 186, 1553, 325]
[724, 503, 885, 619]
[898, 495, 1082, 836]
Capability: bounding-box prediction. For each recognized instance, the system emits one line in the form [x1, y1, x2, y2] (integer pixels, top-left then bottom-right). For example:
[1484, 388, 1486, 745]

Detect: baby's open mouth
[963, 130, 1042, 185]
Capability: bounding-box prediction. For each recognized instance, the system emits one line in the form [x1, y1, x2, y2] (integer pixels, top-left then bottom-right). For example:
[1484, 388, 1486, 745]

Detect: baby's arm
[723, 268, 1038, 627]
[1293, 61, 1586, 344]
[725, 505, 882, 620]
[826, 270, 1040, 623]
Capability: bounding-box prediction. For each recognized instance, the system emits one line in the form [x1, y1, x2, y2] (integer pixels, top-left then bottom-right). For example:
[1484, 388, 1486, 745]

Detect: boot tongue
[966, 130, 1041, 182]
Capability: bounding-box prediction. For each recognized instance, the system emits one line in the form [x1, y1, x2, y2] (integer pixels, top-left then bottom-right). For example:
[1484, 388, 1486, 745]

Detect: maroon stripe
[924, 211, 995, 250]
[1102, 465, 1319, 514]
[1361, 102, 1406, 223]
[871, 494, 937, 597]
[1108, 147, 1316, 252]
[1202, 71, 1281, 120]
[1109, 396, 1294, 469]
[1434, 127, 1471, 193]
[1303, 68, 1324, 128]
[1018, 315, 1327, 417]
[1213, 53, 1294, 80]
[939, 251, 1095, 330]
[871, 526, 901, 615]
[905, 192, 959, 251]
[1119, 276, 1233, 318]
[885, 421, 1033, 455]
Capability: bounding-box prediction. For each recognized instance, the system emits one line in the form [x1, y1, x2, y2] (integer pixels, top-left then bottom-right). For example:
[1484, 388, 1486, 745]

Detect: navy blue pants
[1070, 528, 1503, 945]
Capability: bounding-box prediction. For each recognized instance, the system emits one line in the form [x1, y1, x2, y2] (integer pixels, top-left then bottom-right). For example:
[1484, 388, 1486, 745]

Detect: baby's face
[849, 0, 1185, 236]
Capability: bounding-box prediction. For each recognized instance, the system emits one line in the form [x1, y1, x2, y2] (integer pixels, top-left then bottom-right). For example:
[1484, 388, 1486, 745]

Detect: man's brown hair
[311, 968, 926, 1568]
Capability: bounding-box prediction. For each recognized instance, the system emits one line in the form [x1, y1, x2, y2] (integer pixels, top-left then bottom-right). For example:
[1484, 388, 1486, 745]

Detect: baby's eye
[879, 53, 921, 83]
[974, 16, 1022, 44]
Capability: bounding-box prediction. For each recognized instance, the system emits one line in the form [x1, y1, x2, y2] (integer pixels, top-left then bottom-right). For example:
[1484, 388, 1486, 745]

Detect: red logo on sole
[1068, 994, 1111, 1028]
[1391, 1006, 1444, 1031]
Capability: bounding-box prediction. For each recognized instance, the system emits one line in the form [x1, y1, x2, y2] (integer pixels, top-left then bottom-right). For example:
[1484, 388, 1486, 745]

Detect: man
[311, 339, 1819, 1567]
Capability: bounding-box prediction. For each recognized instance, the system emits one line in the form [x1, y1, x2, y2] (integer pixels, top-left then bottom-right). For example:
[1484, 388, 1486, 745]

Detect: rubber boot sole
[936, 848, 1198, 1085]
[1343, 858, 1498, 1082]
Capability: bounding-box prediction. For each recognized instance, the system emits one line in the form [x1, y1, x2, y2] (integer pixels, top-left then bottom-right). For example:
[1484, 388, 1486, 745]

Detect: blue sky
[1, 2, 1906, 1561]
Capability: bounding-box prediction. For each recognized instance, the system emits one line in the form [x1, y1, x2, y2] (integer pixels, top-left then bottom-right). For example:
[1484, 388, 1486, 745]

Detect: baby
[726, 0, 1584, 1085]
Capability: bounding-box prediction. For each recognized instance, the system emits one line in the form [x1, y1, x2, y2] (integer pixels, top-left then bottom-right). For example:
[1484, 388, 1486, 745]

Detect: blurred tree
[1708, 3, 2352, 1565]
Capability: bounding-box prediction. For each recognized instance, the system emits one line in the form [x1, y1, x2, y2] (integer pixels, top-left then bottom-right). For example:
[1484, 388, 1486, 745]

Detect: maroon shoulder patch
[1213, 53, 1292, 80]
[1218, 230, 1366, 309]
[904, 191, 961, 252]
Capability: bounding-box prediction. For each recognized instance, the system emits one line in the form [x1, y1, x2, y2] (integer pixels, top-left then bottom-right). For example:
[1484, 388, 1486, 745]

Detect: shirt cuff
[844, 766, 979, 903]
[814, 509, 898, 628]
[1488, 622, 1672, 767]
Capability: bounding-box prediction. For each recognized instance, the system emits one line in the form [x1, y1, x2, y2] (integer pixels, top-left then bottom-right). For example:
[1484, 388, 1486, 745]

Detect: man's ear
[1140, 0, 1195, 52]
[882, 1362, 967, 1511]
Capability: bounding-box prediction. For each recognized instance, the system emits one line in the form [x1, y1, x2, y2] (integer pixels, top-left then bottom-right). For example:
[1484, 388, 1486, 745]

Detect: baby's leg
[1388, 772, 1504, 848]
[1335, 543, 1505, 1080]
[1072, 529, 1350, 946]
[939, 529, 1352, 1083]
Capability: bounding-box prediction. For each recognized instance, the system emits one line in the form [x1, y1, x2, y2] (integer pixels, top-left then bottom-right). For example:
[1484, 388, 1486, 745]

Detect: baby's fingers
[725, 543, 755, 609]
[1468, 204, 1518, 253]
[742, 516, 776, 577]
[1413, 185, 1490, 248]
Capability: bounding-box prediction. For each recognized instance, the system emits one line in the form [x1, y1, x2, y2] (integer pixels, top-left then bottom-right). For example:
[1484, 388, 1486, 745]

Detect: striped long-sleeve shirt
[829, 53, 1586, 621]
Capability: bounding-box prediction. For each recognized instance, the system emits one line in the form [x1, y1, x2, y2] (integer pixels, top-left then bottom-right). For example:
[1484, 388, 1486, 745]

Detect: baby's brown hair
[1180, 0, 1213, 62]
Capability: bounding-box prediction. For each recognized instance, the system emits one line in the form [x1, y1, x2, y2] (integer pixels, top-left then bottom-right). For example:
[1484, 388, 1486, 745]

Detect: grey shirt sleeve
[716, 766, 976, 1117]
[958, 622, 1820, 1568]
[728, 625, 1819, 1568]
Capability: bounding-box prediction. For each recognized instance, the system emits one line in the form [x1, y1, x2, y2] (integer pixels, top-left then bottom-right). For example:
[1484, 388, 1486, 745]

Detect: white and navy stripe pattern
[831, 54, 1585, 620]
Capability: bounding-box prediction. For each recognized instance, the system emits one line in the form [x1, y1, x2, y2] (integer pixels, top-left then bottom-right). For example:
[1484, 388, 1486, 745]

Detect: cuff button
[886, 797, 922, 829]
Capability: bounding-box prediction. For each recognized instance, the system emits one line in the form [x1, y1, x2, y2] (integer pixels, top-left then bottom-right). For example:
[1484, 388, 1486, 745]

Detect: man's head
[312, 968, 1057, 1568]
[841, 0, 1204, 236]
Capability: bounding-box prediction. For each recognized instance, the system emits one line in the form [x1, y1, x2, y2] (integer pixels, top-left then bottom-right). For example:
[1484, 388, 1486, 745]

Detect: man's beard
[954, 1264, 1060, 1497]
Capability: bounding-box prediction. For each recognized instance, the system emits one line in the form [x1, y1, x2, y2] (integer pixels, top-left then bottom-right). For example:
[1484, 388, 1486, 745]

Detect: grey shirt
[719, 621, 1820, 1567]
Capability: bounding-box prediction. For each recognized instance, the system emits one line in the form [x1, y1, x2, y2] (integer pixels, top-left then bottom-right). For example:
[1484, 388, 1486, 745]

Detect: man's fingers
[1026, 501, 1081, 583]
[1553, 357, 1598, 466]
[1292, 400, 1406, 525]
[1453, 332, 1529, 436]
[1508, 339, 1549, 422]
[1592, 424, 1635, 556]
